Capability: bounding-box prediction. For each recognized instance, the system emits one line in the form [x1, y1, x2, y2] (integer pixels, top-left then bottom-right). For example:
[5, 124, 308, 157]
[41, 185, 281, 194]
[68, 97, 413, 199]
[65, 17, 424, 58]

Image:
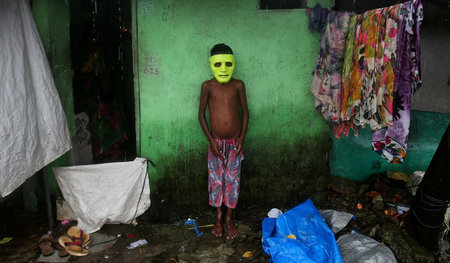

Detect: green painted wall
[330, 111, 450, 181]
[32, 0, 75, 136]
[32, 0, 75, 193]
[133, 0, 332, 219]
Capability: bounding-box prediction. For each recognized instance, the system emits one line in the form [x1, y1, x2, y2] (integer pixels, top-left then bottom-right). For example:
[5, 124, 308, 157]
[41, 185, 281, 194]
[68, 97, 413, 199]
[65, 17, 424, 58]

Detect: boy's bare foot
[212, 207, 223, 237]
[211, 216, 223, 237]
[225, 216, 238, 240]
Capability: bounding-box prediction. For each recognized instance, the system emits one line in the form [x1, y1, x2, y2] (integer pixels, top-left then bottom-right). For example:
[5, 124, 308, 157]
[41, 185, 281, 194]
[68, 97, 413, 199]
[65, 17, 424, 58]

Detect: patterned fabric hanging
[372, 0, 423, 163]
[310, 0, 423, 163]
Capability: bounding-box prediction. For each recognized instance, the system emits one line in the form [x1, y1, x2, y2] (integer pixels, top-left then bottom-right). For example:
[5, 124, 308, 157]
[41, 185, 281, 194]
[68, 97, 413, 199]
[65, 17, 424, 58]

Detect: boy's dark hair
[210, 43, 233, 56]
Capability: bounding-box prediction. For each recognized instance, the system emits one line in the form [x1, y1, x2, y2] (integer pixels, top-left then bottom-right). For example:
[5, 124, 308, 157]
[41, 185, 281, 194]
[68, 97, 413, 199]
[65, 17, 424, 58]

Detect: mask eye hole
[214, 62, 221, 68]
[226, 62, 233, 67]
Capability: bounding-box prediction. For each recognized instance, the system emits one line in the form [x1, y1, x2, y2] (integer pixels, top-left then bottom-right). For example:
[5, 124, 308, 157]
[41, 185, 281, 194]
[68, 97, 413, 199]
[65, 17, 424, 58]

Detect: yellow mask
[209, 54, 235, 84]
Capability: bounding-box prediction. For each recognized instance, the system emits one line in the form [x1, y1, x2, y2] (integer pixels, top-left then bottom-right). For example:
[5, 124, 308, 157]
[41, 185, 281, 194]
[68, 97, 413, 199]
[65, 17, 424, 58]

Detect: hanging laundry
[310, 0, 423, 163]
[0, 0, 71, 197]
[311, 11, 354, 124]
[305, 3, 330, 32]
[372, 0, 423, 163]
[341, 4, 399, 131]
[334, 14, 358, 138]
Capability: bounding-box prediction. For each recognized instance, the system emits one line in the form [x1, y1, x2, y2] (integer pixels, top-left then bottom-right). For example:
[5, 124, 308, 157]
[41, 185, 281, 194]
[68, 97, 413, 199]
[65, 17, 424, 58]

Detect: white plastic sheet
[0, 0, 71, 197]
[337, 232, 397, 263]
[53, 158, 151, 233]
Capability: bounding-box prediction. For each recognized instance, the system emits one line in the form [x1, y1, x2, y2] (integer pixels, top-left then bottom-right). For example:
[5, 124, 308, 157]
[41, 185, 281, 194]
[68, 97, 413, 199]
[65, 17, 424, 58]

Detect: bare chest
[208, 86, 239, 105]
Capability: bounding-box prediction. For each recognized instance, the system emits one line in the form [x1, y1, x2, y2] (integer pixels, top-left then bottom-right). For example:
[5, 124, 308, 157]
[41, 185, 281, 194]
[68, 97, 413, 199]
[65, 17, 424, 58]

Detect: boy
[198, 43, 249, 239]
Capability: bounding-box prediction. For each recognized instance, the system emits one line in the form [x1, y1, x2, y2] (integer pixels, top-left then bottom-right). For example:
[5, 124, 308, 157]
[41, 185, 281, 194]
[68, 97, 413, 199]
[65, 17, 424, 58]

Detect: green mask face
[209, 54, 235, 84]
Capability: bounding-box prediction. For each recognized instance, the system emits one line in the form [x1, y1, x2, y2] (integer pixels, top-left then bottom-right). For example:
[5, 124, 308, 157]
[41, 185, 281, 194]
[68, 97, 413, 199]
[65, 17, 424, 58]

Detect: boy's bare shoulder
[230, 79, 245, 89]
[201, 78, 216, 89]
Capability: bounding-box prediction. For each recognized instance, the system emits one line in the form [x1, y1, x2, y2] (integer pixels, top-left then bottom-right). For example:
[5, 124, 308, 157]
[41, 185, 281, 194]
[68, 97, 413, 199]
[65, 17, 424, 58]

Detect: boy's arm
[236, 81, 249, 154]
[198, 82, 221, 156]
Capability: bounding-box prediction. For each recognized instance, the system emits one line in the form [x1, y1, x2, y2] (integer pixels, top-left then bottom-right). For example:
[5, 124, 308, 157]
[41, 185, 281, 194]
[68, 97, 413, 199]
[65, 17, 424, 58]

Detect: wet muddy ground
[1, 173, 449, 262]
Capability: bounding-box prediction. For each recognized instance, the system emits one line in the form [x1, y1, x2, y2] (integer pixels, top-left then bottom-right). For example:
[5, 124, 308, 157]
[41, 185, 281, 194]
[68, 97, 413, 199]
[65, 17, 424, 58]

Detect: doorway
[70, 0, 136, 163]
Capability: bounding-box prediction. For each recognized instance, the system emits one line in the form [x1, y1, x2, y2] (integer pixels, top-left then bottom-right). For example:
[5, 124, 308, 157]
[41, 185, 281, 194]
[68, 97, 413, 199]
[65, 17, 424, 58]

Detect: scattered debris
[1, 171, 449, 262]
[407, 171, 424, 196]
[262, 199, 342, 262]
[337, 231, 397, 263]
[0, 237, 13, 244]
[187, 224, 214, 230]
[127, 239, 148, 249]
[267, 208, 283, 218]
[319, 210, 354, 234]
[185, 218, 203, 236]
[387, 171, 409, 184]
[242, 250, 255, 258]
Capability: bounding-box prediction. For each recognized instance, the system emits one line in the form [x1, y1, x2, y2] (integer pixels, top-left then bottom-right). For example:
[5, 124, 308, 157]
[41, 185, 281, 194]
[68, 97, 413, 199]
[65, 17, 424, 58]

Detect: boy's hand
[209, 139, 222, 157]
[235, 137, 244, 154]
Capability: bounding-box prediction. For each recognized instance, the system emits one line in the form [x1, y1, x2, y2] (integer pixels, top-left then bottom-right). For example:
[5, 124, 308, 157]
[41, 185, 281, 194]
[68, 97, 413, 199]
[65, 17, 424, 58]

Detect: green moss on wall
[133, 0, 332, 220]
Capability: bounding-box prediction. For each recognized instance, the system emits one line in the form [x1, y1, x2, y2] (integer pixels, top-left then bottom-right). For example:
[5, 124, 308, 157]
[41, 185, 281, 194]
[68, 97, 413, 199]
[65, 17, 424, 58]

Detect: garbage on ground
[127, 239, 148, 249]
[407, 171, 424, 196]
[319, 209, 354, 234]
[187, 224, 214, 230]
[184, 218, 203, 236]
[367, 191, 383, 203]
[337, 231, 397, 263]
[242, 250, 255, 258]
[267, 208, 283, 218]
[0, 237, 13, 244]
[262, 199, 342, 263]
[387, 171, 409, 184]
[386, 203, 410, 215]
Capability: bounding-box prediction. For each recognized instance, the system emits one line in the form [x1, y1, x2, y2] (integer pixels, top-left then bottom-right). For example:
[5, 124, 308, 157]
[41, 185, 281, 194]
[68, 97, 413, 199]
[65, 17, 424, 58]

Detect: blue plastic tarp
[262, 199, 343, 263]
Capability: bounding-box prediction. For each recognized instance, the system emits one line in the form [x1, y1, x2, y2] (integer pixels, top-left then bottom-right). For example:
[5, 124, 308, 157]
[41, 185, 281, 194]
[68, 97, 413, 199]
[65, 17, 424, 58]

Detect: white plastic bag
[337, 232, 397, 263]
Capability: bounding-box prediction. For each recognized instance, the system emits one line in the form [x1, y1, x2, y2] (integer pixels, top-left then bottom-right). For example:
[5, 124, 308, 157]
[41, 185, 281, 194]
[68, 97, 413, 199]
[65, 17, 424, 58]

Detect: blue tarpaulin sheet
[262, 199, 343, 263]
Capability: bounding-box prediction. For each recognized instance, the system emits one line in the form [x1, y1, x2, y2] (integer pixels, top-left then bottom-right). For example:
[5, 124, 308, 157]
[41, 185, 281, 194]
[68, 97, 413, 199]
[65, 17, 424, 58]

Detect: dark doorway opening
[70, 0, 136, 163]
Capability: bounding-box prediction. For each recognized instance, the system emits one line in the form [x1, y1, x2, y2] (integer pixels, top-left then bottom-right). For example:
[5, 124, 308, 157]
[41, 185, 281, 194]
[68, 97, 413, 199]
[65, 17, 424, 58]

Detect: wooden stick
[187, 224, 214, 230]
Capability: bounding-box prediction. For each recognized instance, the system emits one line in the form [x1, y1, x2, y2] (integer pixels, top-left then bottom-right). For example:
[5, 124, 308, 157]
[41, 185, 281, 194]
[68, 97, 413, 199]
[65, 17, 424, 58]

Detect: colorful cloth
[310, 0, 423, 163]
[208, 139, 244, 209]
[311, 11, 353, 123]
[372, 0, 423, 163]
[340, 5, 399, 131]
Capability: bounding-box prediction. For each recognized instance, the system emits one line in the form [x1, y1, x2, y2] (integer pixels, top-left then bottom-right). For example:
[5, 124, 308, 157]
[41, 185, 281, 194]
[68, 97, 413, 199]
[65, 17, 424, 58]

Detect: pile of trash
[261, 171, 449, 263]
